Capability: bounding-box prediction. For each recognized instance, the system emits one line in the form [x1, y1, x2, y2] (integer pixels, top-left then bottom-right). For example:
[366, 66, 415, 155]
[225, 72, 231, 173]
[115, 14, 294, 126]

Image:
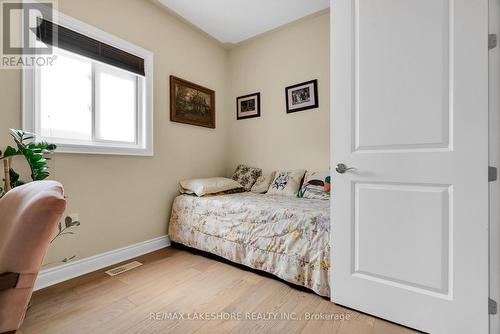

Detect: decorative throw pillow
[298, 171, 331, 200]
[179, 177, 243, 197]
[232, 164, 262, 191]
[267, 170, 306, 197]
[250, 172, 276, 194]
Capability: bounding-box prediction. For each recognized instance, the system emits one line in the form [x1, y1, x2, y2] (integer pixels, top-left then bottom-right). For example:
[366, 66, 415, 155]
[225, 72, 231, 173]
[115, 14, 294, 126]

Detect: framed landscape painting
[170, 75, 215, 128]
[236, 92, 260, 120]
[285, 79, 319, 113]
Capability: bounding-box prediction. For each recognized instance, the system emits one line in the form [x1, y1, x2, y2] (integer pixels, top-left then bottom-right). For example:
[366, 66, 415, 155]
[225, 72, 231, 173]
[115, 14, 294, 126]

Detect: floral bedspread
[168, 192, 330, 296]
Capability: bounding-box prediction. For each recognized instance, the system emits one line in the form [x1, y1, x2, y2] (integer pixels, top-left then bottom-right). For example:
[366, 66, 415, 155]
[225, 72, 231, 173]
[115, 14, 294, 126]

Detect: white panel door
[330, 0, 489, 333]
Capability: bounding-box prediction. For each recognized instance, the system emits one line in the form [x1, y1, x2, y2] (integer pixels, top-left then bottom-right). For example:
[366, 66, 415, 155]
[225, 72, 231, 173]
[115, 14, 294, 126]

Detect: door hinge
[490, 298, 497, 315]
[489, 166, 497, 182]
[489, 34, 497, 50]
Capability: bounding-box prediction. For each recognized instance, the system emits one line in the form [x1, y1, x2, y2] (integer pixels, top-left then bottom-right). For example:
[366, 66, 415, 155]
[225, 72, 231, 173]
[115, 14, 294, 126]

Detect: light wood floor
[20, 248, 421, 334]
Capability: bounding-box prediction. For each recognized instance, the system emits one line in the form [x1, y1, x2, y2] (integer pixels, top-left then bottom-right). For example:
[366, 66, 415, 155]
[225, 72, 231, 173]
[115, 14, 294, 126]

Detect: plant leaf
[3, 146, 18, 157]
[9, 168, 19, 183]
[65, 216, 72, 228]
[6, 129, 56, 183]
[13, 181, 24, 187]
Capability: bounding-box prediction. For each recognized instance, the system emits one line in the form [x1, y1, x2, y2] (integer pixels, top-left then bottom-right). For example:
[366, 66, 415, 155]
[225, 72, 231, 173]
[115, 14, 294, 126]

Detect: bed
[168, 192, 330, 297]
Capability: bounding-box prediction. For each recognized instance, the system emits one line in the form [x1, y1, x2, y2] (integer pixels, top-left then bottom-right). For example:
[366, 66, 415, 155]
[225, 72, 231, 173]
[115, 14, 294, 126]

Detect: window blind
[36, 19, 145, 76]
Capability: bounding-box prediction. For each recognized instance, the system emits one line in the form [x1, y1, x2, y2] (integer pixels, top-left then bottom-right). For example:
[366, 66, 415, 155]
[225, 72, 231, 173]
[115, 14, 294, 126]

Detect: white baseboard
[35, 235, 171, 291]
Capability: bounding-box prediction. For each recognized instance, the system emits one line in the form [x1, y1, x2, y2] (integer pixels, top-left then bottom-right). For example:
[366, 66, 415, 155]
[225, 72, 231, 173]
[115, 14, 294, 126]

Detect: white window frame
[22, 9, 154, 156]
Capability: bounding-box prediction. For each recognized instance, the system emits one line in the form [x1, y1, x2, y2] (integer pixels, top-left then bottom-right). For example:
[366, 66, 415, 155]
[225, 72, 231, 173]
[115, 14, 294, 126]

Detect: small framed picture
[236, 92, 261, 120]
[285, 79, 319, 113]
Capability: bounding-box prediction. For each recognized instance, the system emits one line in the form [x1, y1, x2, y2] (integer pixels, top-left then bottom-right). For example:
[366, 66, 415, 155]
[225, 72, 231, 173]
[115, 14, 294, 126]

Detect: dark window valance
[36, 19, 145, 76]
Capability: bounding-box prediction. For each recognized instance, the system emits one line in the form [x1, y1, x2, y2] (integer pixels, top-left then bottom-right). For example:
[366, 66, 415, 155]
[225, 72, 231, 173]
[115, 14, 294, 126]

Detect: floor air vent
[105, 261, 143, 276]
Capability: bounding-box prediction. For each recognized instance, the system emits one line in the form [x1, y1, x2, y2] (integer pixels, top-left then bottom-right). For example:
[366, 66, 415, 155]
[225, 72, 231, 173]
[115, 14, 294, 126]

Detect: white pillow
[267, 170, 306, 197]
[250, 172, 276, 194]
[179, 177, 242, 197]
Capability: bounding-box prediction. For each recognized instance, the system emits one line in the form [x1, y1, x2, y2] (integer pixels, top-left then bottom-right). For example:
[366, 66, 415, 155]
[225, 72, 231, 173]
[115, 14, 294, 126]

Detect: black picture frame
[285, 79, 319, 113]
[236, 92, 261, 120]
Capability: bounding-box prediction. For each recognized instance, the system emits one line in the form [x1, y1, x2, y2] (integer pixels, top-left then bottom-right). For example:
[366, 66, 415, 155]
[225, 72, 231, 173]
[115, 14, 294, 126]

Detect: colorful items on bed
[298, 171, 331, 200]
[267, 169, 306, 197]
[181, 165, 330, 199]
[179, 177, 243, 197]
[231, 164, 262, 191]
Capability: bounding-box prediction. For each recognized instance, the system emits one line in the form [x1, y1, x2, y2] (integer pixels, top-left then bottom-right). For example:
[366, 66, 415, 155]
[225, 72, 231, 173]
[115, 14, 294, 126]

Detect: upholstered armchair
[0, 181, 66, 334]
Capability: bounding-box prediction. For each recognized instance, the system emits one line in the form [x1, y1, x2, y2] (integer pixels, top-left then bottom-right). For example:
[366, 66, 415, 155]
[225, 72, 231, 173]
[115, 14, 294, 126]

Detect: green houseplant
[0, 129, 57, 192]
[1, 129, 80, 263]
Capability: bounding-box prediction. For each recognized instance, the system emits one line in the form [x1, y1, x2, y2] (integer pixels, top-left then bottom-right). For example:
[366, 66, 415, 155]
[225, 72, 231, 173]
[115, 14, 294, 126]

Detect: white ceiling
[157, 0, 330, 44]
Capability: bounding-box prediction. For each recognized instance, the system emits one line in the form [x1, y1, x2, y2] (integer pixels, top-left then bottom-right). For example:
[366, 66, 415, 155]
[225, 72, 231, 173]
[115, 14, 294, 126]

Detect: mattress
[168, 192, 330, 296]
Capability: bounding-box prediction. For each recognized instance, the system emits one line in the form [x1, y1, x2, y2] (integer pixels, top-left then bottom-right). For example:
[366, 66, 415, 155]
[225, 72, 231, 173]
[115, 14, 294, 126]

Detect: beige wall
[0, 1, 329, 265]
[0, 0, 230, 265]
[226, 11, 330, 174]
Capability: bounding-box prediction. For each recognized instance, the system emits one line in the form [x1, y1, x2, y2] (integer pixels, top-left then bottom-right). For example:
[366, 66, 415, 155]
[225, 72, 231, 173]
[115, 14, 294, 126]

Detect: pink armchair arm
[0, 181, 66, 333]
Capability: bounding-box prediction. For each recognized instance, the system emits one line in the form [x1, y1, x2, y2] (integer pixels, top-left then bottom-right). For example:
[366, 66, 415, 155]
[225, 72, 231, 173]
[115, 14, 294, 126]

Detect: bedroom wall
[0, 2, 330, 268]
[0, 0, 230, 266]
[226, 11, 330, 174]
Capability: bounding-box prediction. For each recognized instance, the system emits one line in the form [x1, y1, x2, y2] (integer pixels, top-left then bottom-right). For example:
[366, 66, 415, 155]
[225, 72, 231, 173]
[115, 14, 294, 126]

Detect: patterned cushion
[267, 170, 306, 197]
[250, 172, 275, 194]
[232, 164, 262, 191]
[298, 171, 330, 200]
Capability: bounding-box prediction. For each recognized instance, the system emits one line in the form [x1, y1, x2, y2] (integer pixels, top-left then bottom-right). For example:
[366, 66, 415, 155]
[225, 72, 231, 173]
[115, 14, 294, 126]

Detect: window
[23, 11, 153, 155]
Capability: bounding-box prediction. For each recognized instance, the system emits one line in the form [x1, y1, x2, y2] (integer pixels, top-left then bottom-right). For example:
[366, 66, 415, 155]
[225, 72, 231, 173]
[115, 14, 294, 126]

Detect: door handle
[336, 163, 356, 174]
